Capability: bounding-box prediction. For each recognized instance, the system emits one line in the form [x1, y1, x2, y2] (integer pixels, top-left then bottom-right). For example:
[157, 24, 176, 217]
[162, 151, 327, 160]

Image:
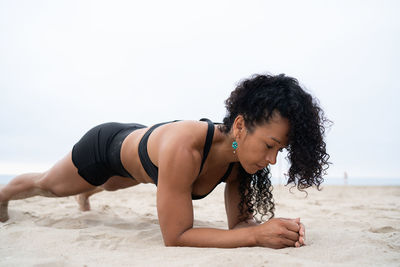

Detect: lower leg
[1, 152, 99, 222]
[0, 172, 57, 202]
[0, 172, 57, 222]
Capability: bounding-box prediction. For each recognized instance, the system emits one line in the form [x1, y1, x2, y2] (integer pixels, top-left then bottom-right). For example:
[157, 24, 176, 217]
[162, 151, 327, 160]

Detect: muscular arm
[156, 137, 301, 248]
[156, 143, 257, 248]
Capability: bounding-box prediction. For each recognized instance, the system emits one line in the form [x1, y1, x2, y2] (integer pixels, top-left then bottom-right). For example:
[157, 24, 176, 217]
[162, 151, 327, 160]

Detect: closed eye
[267, 143, 285, 152]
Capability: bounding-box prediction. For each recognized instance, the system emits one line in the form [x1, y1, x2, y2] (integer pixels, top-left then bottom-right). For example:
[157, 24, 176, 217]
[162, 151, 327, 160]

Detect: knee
[102, 177, 136, 191]
[35, 172, 63, 197]
[102, 181, 121, 192]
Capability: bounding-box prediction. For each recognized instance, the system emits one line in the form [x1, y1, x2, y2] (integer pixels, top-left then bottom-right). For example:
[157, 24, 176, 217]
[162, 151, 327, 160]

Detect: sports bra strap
[221, 162, 235, 182]
[139, 118, 214, 184]
[199, 118, 214, 175]
[138, 121, 171, 183]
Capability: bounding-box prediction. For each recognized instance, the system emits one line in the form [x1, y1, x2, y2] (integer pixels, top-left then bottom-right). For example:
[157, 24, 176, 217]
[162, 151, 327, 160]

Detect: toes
[0, 214, 9, 222]
[0, 209, 9, 222]
[0, 202, 9, 222]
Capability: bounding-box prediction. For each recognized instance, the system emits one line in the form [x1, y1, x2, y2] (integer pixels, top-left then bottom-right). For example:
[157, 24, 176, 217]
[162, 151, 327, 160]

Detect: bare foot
[74, 188, 103, 211]
[74, 194, 91, 211]
[0, 201, 9, 222]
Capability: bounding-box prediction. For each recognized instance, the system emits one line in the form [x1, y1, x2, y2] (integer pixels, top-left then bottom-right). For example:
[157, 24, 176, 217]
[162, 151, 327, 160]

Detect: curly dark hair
[218, 73, 331, 222]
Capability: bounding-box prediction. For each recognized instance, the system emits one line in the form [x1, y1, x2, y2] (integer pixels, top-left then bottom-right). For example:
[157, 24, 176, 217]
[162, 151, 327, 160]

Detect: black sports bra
[138, 118, 235, 200]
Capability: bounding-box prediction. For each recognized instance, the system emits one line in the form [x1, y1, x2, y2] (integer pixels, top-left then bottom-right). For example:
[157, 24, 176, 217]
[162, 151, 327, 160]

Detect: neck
[212, 125, 239, 166]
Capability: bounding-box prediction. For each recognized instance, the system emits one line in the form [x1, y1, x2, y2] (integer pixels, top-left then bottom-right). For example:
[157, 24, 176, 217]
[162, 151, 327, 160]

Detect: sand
[0, 184, 399, 267]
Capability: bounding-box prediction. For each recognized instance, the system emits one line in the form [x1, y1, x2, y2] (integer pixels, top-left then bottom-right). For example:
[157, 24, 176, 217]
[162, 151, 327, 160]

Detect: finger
[281, 217, 301, 225]
[299, 223, 306, 245]
[280, 217, 299, 223]
[282, 229, 300, 242]
[299, 222, 305, 236]
[281, 219, 300, 232]
[281, 237, 297, 247]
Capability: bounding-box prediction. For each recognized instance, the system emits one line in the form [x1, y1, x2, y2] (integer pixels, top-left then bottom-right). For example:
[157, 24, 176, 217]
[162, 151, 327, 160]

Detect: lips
[256, 164, 265, 169]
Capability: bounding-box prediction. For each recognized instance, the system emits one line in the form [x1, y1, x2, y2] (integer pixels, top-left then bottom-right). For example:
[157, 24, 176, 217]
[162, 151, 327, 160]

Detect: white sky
[0, 0, 399, 180]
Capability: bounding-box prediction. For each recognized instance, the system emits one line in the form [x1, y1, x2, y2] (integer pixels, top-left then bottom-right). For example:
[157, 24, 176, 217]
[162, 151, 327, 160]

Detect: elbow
[164, 239, 179, 247]
[163, 234, 183, 247]
[163, 230, 189, 247]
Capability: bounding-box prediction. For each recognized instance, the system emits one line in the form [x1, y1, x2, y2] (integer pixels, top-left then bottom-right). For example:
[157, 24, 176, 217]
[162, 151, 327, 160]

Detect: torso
[120, 120, 235, 196]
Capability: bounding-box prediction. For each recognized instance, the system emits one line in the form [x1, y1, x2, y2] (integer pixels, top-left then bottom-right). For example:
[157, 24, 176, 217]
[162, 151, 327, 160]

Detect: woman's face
[234, 114, 289, 174]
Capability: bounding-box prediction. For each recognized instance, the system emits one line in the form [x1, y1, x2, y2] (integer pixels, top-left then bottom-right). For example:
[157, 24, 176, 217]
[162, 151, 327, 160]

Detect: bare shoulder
[160, 120, 208, 145]
[154, 120, 212, 193]
[149, 120, 209, 166]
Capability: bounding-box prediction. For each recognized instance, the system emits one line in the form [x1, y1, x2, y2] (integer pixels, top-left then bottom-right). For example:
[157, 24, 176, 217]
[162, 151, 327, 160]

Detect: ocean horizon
[1, 174, 399, 186]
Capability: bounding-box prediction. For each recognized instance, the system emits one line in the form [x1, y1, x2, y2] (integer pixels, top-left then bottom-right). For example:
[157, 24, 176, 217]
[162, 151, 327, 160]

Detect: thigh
[38, 151, 96, 197]
[102, 176, 140, 191]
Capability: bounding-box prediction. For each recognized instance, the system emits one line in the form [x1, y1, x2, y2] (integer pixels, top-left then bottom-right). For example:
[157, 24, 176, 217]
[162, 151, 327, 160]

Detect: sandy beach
[0, 184, 399, 267]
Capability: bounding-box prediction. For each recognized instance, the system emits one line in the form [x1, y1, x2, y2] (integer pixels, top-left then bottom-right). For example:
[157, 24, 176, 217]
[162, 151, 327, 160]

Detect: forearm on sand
[172, 226, 257, 248]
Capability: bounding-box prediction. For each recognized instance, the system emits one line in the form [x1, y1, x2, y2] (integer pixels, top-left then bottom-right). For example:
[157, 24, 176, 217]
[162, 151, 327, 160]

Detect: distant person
[344, 171, 348, 185]
[0, 73, 330, 249]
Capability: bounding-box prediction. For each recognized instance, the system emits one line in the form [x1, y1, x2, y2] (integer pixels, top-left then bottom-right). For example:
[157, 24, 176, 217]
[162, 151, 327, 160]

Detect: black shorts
[71, 122, 147, 186]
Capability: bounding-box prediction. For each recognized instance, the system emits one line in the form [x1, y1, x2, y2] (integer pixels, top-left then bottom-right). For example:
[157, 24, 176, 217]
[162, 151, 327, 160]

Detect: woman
[0, 73, 330, 249]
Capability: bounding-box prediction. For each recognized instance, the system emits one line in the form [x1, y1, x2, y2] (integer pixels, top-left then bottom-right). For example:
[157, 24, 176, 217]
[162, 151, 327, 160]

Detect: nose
[266, 151, 277, 165]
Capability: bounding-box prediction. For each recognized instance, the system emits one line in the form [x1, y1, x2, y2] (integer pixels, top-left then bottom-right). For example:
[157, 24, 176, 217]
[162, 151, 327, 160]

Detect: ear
[233, 115, 246, 139]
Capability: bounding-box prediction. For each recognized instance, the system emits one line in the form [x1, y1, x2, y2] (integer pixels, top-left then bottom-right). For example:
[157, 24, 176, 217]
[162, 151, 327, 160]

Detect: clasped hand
[254, 217, 306, 249]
